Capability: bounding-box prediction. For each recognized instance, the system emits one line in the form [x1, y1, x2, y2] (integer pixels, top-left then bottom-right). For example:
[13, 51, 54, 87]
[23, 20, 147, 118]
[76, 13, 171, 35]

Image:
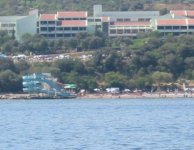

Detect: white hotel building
[92, 5, 160, 37]
[152, 10, 194, 35]
[0, 9, 38, 41]
[1, 5, 194, 40]
[37, 11, 88, 38]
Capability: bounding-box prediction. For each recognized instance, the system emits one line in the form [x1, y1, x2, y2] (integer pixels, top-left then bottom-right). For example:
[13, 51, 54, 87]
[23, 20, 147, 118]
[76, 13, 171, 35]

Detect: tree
[104, 72, 128, 89]
[152, 71, 173, 91]
[0, 70, 22, 92]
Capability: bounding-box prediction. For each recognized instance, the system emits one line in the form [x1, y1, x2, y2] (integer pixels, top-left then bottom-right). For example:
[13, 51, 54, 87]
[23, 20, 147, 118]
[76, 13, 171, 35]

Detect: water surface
[0, 98, 194, 150]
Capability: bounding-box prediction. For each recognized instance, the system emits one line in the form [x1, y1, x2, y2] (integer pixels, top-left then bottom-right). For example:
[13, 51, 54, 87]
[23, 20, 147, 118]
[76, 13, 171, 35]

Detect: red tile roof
[57, 11, 87, 18]
[60, 20, 87, 27]
[187, 19, 194, 25]
[157, 19, 186, 26]
[102, 16, 109, 22]
[113, 22, 150, 26]
[170, 10, 186, 16]
[187, 11, 194, 17]
[170, 10, 194, 17]
[40, 14, 56, 20]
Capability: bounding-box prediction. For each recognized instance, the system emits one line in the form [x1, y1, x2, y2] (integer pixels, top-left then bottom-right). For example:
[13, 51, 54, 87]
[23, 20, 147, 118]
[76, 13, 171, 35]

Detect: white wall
[16, 13, 38, 41]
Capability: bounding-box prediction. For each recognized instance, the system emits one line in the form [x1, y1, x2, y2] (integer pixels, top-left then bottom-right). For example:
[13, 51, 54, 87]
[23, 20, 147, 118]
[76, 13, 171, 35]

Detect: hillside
[1, 0, 194, 16]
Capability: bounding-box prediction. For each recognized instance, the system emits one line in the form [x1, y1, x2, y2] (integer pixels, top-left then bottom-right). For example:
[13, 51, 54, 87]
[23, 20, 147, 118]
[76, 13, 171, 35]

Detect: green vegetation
[1, 0, 194, 15]
[1, 30, 194, 92]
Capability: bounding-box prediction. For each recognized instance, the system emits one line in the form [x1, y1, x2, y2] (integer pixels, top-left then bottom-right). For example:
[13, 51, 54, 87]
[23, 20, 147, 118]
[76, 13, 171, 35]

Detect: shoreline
[0, 92, 193, 100]
[79, 93, 194, 99]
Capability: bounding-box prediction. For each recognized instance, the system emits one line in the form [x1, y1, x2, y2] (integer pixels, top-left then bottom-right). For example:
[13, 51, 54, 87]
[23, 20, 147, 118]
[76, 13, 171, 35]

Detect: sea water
[0, 98, 194, 150]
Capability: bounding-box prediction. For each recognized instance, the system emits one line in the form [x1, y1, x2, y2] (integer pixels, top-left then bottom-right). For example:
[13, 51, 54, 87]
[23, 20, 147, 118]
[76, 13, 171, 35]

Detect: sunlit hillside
[1, 0, 194, 15]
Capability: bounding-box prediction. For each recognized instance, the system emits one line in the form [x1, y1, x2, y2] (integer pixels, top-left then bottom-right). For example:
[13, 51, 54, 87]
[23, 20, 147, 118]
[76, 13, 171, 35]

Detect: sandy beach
[78, 92, 194, 99]
[0, 92, 193, 100]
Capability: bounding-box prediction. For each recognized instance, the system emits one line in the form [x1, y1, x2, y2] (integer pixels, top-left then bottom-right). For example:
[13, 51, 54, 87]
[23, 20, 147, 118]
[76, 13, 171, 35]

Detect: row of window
[40, 18, 86, 24]
[40, 21, 56, 25]
[39, 27, 86, 32]
[88, 18, 101, 22]
[110, 29, 151, 34]
[1, 24, 15, 27]
[58, 18, 86, 21]
[116, 18, 150, 22]
[40, 33, 77, 38]
[158, 26, 194, 30]
[39, 18, 150, 25]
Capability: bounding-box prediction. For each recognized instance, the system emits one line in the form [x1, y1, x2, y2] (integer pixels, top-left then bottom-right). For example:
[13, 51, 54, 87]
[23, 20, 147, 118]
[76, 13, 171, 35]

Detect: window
[79, 27, 86, 31]
[40, 27, 47, 31]
[64, 34, 71, 37]
[165, 26, 172, 30]
[1, 24, 9, 27]
[117, 29, 123, 34]
[189, 26, 194, 29]
[40, 34, 48, 37]
[173, 26, 179, 30]
[48, 27, 55, 32]
[158, 26, 164, 30]
[95, 19, 101, 22]
[56, 34, 63, 37]
[64, 27, 71, 31]
[56, 27, 63, 31]
[48, 21, 55, 25]
[48, 34, 55, 37]
[124, 29, 131, 33]
[139, 29, 145, 32]
[110, 29, 116, 34]
[88, 19, 94, 22]
[71, 33, 76, 37]
[181, 26, 187, 30]
[124, 18, 131, 22]
[40, 21, 47, 25]
[72, 27, 78, 30]
[9, 24, 15, 27]
[117, 18, 123, 22]
[131, 29, 138, 33]
[138, 18, 144, 21]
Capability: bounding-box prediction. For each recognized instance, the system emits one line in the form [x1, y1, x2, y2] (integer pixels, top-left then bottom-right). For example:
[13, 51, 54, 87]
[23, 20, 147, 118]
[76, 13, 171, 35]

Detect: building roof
[170, 10, 194, 17]
[0, 16, 26, 22]
[157, 18, 194, 26]
[187, 10, 194, 17]
[57, 11, 87, 18]
[60, 20, 87, 27]
[157, 14, 187, 19]
[40, 14, 56, 20]
[113, 21, 150, 27]
[157, 19, 186, 26]
[95, 11, 160, 18]
[170, 10, 186, 16]
[188, 19, 194, 25]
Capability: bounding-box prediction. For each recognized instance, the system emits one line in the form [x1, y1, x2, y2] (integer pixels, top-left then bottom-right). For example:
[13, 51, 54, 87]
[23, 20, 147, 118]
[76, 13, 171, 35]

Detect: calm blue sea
[0, 98, 194, 150]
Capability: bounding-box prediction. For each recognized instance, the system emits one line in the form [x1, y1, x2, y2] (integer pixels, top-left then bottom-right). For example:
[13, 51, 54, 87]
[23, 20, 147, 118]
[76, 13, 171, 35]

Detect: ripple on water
[0, 99, 193, 149]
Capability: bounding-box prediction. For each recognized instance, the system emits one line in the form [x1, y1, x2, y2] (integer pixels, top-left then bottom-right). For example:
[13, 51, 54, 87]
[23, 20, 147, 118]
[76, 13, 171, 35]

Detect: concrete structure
[37, 11, 88, 39]
[2, 5, 194, 40]
[92, 5, 159, 37]
[0, 9, 38, 41]
[152, 11, 194, 35]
